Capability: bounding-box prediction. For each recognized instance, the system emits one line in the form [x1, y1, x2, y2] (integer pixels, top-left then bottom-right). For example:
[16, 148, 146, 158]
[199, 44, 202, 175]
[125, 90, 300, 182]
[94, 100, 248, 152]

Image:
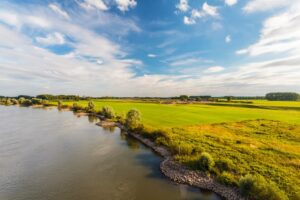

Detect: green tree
[179, 95, 189, 101]
[126, 109, 141, 129]
[266, 92, 299, 101]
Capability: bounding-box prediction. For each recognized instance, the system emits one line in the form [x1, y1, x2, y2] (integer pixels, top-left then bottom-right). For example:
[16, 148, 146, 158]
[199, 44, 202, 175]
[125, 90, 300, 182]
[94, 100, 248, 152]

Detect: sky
[0, 0, 300, 97]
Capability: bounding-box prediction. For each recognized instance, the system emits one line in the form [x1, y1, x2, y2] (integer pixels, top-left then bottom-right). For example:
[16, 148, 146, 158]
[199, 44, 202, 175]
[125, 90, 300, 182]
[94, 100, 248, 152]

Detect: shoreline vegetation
[1, 94, 300, 200]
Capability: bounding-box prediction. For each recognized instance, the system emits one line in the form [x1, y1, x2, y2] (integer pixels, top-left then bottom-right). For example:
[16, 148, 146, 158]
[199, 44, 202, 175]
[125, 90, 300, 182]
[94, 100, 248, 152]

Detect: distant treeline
[1, 92, 299, 101]
[266, 92, 300, 101]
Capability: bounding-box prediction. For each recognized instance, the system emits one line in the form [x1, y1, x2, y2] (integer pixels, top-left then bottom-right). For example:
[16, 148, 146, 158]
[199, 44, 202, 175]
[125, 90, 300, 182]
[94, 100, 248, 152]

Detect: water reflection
[0, 106, 221, 200]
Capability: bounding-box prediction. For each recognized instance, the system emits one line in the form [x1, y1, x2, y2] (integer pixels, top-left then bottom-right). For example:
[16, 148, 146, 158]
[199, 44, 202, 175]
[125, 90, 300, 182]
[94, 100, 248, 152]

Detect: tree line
[266, 92, 299, 101]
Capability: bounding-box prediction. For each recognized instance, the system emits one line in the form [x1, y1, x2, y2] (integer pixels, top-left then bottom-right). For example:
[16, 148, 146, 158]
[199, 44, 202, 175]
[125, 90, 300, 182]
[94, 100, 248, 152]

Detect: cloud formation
[183, 2, 219, 25]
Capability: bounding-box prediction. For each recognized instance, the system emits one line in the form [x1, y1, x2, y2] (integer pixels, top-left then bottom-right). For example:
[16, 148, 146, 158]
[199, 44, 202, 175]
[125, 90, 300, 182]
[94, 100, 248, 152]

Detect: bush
[217, 172, 237, 186]
[215, 158, 234, 172]
[86, 101, 96, 113]
[199, 152, 214, 171]
[21, 99, 32, 106]
[18, 97, 26, 104]
[239, 174, 288, 200]
[11, 98, 19, 105]
[57, 100, 62, 108]
[31, 98, 42, 105]
[126, 109, 141, 130]
[101, 106, 115, 119]
[72, 103, 83, 112]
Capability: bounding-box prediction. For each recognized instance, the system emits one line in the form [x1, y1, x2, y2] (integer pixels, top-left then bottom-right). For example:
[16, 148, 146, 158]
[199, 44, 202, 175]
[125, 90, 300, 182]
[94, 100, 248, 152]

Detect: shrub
[126, 109, 141, 130]
[31, 98, 42, 105]
[215, 158, 234, 172]
[21, 99, 32, 106]
[116, 112, 126, 124]
[86, 101, 96, 113]
[72, 103, 83, 112]
[217, 172, 237, 186]
[18, 97, 26, 104]
[57, 100, 62, 108]
[199, 152, 214, 171]
[11, 98, 19, 105]
[102, 106, 115, 119]
[239, 174, 288, 200]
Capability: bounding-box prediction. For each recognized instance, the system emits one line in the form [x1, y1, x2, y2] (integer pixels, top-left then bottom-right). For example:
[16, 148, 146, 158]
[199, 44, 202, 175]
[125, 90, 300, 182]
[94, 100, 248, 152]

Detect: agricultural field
[57, 99, 300, 127]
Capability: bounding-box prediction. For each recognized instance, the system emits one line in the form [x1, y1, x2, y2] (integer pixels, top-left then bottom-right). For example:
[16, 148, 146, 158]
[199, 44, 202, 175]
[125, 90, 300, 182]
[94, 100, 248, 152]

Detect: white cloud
[224, 0, 237, 6]
[183, 16, 195, 25]
[26, 16, 51, 28]
[183, 2, 219, 25]
[147, 54, 157, 58]
[225, 35, 231, 43]
[0, 11, 20, 27]
[204, 66, 224, 73]
[243, 0, 293, 13]
[202, 2, 219, 17]
[115, 0, 137, 12]
[176, 0, 189, 12]
[237, 2, 300, 56]
[36, 32, 66, 46]
[79, 0, 109, 11]
[49, 4, 70, 19]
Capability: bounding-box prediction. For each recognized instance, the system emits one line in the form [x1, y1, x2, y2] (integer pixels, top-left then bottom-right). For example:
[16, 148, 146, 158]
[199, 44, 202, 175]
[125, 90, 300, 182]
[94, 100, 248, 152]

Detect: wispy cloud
[49, 4, 70, 19]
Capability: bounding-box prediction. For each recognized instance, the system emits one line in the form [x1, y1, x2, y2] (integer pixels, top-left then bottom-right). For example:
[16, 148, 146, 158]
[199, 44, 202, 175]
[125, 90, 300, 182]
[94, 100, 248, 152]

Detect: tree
[126, 109, 141, 129]
[266, 92, 299, 101]
[179, 95, 189, 101]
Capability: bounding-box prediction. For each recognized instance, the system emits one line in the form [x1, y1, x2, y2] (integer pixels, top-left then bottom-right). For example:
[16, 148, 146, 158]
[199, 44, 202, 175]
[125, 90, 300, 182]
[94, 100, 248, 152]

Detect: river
[0, 106, 221, 200]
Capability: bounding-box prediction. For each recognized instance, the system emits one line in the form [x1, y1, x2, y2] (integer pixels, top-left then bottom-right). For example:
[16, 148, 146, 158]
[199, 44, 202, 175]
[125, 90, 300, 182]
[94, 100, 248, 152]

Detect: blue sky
[0, 0, 299, 97]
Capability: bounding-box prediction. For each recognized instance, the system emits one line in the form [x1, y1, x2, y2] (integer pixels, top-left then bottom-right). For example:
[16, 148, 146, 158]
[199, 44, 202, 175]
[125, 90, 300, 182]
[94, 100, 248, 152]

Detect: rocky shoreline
[113, 122, 245, 200]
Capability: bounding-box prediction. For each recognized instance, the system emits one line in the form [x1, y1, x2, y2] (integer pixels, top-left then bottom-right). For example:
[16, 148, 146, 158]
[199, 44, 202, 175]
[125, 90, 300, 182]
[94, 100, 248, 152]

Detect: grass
[167, 120, 300, 199]
[58, 99, 300, 127]
[53, 99, 300, 199]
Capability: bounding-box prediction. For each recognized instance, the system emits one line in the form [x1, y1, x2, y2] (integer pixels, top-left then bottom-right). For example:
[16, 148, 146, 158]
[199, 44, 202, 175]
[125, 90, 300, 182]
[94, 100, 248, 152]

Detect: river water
[0, 106, 221, 200]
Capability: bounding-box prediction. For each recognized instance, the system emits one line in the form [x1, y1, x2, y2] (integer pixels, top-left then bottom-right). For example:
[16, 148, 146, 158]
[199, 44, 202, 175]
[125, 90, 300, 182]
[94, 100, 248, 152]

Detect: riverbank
[122, 126, 245, 200]
[3, 103, 295, 199]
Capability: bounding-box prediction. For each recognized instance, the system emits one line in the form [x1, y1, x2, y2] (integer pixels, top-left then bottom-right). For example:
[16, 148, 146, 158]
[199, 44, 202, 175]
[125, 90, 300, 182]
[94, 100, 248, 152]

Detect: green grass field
[56, 99, 300, 199]
[60, 99, 300, 127]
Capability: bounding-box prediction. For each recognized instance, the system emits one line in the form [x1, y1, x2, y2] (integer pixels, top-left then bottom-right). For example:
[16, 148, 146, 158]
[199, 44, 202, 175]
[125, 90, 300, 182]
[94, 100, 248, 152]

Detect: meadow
[54, 99, 300, 199]
[59, 99, 300, 127]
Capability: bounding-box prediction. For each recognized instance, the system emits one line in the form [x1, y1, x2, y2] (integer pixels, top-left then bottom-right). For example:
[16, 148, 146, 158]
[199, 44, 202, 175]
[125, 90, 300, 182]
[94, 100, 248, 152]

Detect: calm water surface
[0, 106, 221, 200]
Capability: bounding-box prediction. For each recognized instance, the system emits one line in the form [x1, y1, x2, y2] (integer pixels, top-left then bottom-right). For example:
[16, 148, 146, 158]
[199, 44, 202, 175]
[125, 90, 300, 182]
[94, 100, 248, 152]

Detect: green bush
[21, 99, 32, 106]
[85, 101, 96, 113]
[199, 152, 214, 171]
[239, 174, 288, 200]
[102, 106, 115, 119]
[11, 98, 19, 105]
[215, 158, 234, 172]
[126, 109, 141, 129]
[72, 103, 84, 112]
[18, 97, 26, 104]
[217, 172, 237, 186]
[31, 98, 42, 105]
[57, 100, 62, 108]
